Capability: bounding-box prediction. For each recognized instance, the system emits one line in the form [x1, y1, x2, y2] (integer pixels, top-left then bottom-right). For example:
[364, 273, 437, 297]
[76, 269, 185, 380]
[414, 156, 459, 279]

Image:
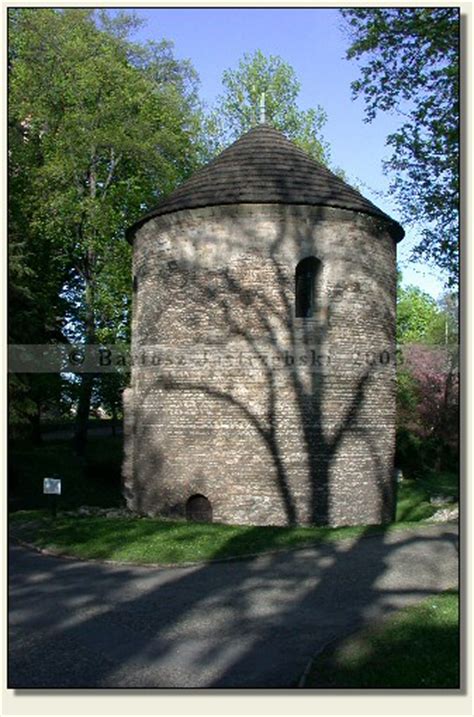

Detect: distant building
[123, 124, 404, 527]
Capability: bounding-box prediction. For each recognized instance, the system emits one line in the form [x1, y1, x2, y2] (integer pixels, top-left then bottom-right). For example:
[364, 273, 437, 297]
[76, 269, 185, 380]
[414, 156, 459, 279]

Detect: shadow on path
[9, 523, 458, 688]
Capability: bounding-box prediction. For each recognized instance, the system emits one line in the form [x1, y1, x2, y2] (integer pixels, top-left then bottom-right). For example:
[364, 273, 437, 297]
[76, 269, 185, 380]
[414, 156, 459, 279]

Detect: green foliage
[92, 372, 127, 427]
[397, 284, 441, 344]
[8, 50, 71, 433]
[427, 292, 459, 347]
[9, 7, 203, 275]
[8, 8, 207, 445]
[396, 282, 458, 349]
[8, 376, 38, 430]
[341, 8, 459, 285]
[208, 49, 330, 163]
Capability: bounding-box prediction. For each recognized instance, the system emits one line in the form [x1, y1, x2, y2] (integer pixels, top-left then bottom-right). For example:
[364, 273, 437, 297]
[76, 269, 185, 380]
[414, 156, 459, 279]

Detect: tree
[8, 96, 71, 441]
[341, 8, 459, 285]
[395, 273, 458, 474]
[426, 291, 459, 347]
[396, 271, 459, 347]
[208, 50, 330, 164]
[9, 8, 206, 453]
[400, 343, 458, 471]
[396, 284, 441, 345]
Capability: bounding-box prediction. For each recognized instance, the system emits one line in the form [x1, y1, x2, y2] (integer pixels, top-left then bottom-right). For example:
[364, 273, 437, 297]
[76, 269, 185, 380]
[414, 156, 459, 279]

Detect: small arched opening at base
[185, 494, 213, 523]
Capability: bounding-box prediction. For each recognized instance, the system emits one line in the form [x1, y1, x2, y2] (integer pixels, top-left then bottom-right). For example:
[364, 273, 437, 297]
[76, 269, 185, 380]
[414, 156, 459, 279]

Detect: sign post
[43, 476, 61, 518]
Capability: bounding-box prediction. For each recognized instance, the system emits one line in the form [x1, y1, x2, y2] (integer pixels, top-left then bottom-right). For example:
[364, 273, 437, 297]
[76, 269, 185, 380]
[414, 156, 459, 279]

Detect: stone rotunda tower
[123, 124, 404, 527]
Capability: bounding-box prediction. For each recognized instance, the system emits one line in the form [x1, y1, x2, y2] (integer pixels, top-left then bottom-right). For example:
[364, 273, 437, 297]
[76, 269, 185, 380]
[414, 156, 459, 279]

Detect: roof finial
[259, 92, 266, 124]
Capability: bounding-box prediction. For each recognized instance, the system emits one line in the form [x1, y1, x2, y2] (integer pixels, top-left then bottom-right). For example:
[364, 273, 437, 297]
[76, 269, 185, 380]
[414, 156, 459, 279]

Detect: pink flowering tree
[397, 343, 458, 470]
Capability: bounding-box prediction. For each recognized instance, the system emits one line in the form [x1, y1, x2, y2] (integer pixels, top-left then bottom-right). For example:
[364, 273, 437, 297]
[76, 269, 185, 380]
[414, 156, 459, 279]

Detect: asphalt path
[8, 523, 458, 688]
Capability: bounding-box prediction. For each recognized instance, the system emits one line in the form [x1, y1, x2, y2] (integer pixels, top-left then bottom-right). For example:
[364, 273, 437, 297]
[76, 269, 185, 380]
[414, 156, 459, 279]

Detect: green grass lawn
[303, 590, 459, 689]
[395, 471, 458, 522]
[10, 510, 410, 565]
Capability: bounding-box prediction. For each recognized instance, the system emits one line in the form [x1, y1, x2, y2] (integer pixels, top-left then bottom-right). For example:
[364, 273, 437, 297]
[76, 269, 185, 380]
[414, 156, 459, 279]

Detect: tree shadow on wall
[129, 174, 398, 527]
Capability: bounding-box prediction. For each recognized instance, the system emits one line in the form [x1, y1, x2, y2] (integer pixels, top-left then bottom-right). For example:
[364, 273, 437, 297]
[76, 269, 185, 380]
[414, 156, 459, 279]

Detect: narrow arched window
[295, 257, 321, 318]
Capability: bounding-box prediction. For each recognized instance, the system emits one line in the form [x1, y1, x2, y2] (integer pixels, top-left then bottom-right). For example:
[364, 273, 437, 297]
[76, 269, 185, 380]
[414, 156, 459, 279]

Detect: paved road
[9, 524, 458, 688]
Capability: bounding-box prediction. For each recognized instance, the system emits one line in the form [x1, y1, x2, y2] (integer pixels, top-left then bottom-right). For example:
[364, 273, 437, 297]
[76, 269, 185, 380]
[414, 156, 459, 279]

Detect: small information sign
[43, 478, 61, 495]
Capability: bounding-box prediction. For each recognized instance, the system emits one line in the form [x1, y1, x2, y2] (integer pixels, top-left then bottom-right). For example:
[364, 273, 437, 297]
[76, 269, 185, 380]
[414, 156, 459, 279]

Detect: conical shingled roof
[127, 124, 404, 241]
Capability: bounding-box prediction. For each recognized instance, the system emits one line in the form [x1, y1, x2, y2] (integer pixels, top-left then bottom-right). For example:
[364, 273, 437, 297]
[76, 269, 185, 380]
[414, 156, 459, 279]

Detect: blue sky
[125, 7, 448, 299]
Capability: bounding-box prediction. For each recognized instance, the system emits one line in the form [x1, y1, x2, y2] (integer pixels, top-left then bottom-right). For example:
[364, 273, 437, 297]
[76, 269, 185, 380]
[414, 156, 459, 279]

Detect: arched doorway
[185, 494, 212, 523]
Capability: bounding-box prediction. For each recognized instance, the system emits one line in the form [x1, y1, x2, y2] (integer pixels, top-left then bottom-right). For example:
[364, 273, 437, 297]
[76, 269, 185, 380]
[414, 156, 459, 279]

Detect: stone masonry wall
[123, 203, 397, 526]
